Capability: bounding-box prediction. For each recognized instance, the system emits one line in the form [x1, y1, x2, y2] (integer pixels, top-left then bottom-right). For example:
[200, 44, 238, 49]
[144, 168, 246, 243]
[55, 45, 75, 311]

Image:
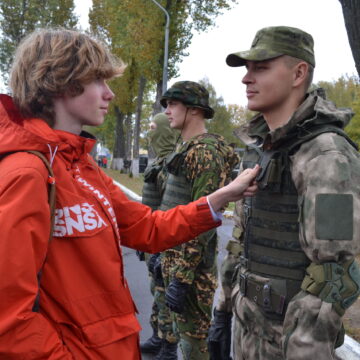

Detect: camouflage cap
[160, 81, 214, 119]
[226, 26, 315, 67]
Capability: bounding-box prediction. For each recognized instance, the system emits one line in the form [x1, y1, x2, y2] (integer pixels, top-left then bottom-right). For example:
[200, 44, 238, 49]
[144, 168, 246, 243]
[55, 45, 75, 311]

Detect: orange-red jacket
[0, 95, 220, 359]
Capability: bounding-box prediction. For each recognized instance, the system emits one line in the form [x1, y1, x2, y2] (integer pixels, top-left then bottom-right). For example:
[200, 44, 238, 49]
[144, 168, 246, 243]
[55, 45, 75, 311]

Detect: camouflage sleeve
[282, 133, 360, 355]
[173, 143, 232, 284]
[185, 143, 230, 200]
[292, 133, 360, 262]
[216, 199, 245, 312]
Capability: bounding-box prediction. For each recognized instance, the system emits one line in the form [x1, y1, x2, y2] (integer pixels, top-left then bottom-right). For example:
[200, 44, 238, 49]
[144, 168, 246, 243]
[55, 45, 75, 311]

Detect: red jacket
[0, 95, 220, 359]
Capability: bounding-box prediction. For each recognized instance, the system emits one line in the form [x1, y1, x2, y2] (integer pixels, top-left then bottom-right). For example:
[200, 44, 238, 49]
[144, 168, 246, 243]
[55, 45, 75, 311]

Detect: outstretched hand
[208, 165, 260, 213]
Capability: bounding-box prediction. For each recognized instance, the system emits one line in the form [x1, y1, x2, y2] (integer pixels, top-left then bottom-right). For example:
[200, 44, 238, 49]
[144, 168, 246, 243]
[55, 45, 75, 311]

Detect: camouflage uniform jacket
[217, 89, 360, 315]
[164, 133, 239, 285]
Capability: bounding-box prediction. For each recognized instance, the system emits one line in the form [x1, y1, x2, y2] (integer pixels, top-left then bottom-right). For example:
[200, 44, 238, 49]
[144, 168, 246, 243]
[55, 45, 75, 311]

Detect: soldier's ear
[293, 61, 308, 88]
[189, 107, 204, 117]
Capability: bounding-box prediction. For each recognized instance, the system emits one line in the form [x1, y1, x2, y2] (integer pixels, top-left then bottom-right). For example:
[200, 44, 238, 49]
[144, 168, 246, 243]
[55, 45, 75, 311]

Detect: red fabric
[0, 95, 221, 359]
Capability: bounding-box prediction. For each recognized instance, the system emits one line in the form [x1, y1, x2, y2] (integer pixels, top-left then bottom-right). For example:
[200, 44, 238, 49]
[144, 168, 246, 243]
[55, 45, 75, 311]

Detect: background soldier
[208, 26, 360, 360]
[139, 113, 180, 356]
[158, 81, 239, 359]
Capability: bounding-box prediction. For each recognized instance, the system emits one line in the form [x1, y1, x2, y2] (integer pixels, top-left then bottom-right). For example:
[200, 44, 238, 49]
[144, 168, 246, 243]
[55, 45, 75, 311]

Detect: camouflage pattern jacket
[217, 89, 360, 313]
[162, 133, 239, 284]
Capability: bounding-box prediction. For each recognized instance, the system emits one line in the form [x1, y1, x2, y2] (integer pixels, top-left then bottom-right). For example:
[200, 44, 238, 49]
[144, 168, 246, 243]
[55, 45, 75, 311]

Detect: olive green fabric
[315, 193, 353, 240]
[226, 26, 315, 67]
[301, 259, 360, 316]
[148, 112, 180, 158]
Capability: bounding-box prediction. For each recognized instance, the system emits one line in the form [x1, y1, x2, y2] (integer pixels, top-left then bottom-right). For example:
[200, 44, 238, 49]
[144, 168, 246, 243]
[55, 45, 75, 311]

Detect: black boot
[140, 331, 162, 354]
[155, 340, 178, 360]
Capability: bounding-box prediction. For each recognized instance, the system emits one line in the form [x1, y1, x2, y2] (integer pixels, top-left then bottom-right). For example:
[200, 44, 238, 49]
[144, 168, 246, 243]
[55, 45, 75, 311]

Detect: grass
[103, 168, 144, 195]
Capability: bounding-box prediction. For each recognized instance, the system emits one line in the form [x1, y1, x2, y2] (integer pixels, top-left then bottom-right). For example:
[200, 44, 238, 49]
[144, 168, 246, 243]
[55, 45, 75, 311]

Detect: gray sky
[74, 0, 357, 106]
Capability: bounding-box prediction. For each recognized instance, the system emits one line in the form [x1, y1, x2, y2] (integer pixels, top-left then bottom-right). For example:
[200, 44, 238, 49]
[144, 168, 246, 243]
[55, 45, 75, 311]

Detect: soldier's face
[164, 100, 188, 130]
[242, 57, 296, 116]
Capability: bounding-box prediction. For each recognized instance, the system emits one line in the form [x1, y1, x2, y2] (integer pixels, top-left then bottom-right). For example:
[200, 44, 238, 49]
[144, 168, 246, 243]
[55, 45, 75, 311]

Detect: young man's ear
[293, 62, 308, 88]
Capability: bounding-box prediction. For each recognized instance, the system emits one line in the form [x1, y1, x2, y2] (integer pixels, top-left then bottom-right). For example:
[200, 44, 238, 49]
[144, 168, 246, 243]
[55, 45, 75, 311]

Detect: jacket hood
[235, 88, 354, 147]
[0, 94, 96, 160]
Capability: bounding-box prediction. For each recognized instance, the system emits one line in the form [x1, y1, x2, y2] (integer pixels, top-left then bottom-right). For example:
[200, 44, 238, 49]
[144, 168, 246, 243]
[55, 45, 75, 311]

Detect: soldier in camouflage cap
[156, 81, 239, 359]
[209, 26, 360, 360]
[160, 81, 214, 119]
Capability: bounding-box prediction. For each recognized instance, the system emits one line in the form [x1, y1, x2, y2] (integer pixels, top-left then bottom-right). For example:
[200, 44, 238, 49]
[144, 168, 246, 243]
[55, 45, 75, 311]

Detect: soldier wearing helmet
[208, 26, 360, 360]
[152, 81, 239, 359]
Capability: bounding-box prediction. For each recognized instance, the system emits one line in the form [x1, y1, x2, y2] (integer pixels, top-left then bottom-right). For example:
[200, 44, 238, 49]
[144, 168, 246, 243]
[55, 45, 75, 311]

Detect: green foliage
[315, 75, 360, 147]
[0, 0, 78, 83]
[344, 87, 360, 147]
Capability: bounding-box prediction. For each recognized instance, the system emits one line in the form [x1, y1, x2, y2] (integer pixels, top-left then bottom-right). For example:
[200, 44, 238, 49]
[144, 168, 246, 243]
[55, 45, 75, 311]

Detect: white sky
[74, 0, 357, 106]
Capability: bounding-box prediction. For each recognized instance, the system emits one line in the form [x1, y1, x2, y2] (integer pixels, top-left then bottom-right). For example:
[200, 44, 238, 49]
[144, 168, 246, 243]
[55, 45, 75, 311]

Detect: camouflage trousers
[161, 249, 217, 359]
[231, 282, 344, 360]
[145, 253, 178, 343]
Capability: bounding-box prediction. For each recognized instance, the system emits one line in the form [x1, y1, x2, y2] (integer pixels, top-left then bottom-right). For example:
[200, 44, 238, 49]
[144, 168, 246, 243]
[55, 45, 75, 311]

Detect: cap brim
[226, 49, 283, 67]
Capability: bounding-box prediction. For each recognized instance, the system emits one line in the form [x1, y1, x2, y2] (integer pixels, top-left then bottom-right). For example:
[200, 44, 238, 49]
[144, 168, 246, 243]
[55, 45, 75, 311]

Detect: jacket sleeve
[0, 157, 73, 358]
[98, 170, 221, 254]
[172, 144, 231, 284]
[282, 133, 360, 358]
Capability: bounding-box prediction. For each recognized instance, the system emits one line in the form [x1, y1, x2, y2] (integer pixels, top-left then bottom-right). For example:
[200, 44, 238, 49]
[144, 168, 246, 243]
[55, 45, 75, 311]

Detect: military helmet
[226, 26, 315, 67]
[160, 81, 214, 119]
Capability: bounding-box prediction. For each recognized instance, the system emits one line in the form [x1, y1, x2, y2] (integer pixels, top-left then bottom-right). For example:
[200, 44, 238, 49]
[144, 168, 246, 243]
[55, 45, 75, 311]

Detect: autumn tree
[0, 0, 78, 84]
[316, 75, 360, 146]
[89, 0, 237, 172]
[338, 0, 360, 77]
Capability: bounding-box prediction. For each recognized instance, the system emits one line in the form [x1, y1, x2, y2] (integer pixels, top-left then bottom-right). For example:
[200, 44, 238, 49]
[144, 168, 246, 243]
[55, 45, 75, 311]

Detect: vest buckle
[239, 273, 247, 296]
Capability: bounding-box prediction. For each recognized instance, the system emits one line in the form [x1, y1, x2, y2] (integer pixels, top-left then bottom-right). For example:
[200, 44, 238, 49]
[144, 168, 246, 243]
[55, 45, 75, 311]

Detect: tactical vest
[239, 125, 358, 316]
[142, 158, 167, 211]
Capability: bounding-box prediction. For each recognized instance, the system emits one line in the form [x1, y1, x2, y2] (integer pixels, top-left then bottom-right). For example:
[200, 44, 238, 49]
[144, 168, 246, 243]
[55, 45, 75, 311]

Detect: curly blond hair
[10, 28, 125, 124]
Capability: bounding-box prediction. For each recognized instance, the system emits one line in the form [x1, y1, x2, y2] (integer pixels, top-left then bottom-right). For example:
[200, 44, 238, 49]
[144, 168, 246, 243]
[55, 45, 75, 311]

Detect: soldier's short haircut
[10, 28, 125, 125]
[283, 55, 314, 92]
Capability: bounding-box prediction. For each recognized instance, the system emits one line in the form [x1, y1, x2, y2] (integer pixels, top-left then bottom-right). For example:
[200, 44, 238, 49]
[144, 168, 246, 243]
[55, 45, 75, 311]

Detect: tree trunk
[153, 80, 163, 116]
[133, 76, 146, 159]
[112, 106, 125, 170]
[339, 0, 360, 78]
[125, 112, 133, 160]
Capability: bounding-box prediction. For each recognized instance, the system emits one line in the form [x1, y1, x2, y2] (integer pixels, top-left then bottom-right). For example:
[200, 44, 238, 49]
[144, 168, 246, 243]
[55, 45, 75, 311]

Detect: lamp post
[150, 0, 170, 93]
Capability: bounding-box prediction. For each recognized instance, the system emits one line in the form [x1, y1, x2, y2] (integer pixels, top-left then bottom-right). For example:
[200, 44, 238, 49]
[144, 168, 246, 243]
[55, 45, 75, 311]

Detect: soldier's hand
[165, 278, 190, 314]
[208, 309, 233, 360]
[208, 165, 260, 212]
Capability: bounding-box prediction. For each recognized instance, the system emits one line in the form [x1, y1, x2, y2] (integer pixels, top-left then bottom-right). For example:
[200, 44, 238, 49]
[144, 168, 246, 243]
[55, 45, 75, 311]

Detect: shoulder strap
[25, 150, 56, 243]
